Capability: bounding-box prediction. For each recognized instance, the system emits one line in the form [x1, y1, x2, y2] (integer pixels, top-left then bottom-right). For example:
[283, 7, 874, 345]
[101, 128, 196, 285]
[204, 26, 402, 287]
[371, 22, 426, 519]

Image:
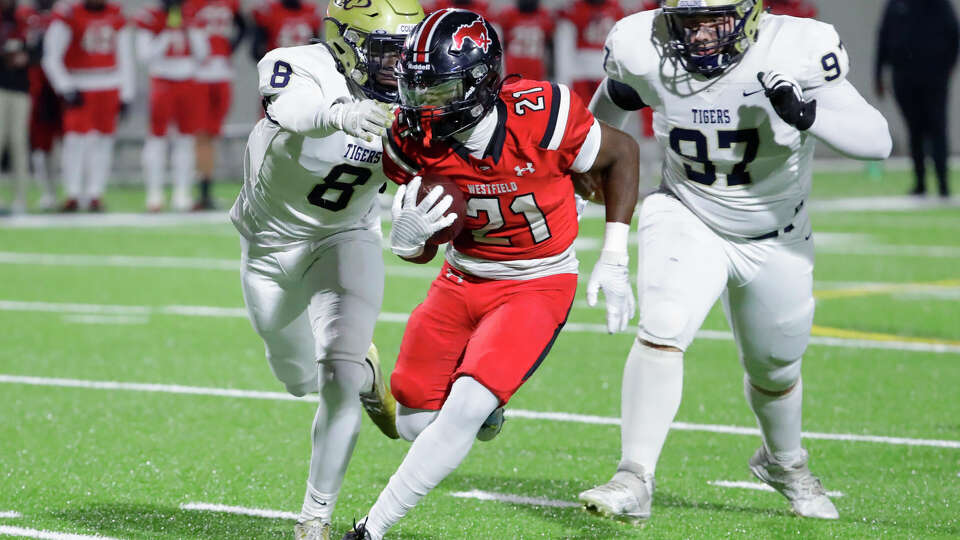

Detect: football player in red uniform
[136, 0, 210, 212]
[766, 0, 817, 18]
[250, 0, 322, 61]
[183, 0, 245, 209]
[42, 0, 135, 212]
[24, 0, 60, 210]
[555, 0, 624, 104]
[496, 0, 553, 81]
[343, 10, 639, 540]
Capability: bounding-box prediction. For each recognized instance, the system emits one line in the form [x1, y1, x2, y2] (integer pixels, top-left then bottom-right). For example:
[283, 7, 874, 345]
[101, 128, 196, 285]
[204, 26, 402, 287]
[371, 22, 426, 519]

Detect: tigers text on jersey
[230, 44, 388, 248]
[604, 10, 849, 238]
[383, 79, 601, 280]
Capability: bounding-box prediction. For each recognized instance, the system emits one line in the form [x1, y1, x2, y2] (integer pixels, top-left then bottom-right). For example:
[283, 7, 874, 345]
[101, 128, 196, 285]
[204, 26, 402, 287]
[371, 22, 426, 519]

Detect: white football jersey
[604, 11, 849, 238]
[231, 44, 388, 248]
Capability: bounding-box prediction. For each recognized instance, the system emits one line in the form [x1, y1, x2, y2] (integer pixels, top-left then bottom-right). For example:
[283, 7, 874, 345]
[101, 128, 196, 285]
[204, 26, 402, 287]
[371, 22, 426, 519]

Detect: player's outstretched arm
[581, 122, 640, 334]
[759, 71, 892, 161]
[258, 51, 393, 140]
[804, 80, 892, 161]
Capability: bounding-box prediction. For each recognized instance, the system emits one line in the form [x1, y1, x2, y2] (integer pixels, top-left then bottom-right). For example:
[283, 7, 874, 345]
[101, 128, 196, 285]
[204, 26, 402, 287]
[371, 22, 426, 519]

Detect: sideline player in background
[343, 10, 639, 539]
[42, 0, 134, 212]
[495, 0, 553, 81]
[579, 0, 891, 521]
[0, 0, 30, 214]
[229, 0, 424, 538]
[185, 0, 245, 210]
[554, 0, 624, 104]
[250, 0, 322, 61]
[136, 0, 209, 212]
[25, 0, 60, 211]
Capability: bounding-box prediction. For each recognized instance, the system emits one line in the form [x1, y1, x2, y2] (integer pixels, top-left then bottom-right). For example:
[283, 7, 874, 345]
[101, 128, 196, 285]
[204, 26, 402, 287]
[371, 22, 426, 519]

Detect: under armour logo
[445, 269, 464, 283]
[515, 162, 535, 176]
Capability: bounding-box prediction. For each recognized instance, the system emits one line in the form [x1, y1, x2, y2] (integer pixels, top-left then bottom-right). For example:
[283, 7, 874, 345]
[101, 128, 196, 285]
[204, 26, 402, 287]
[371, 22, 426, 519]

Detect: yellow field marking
[811, 325, 960, 347]
[814, 279, 960, 300]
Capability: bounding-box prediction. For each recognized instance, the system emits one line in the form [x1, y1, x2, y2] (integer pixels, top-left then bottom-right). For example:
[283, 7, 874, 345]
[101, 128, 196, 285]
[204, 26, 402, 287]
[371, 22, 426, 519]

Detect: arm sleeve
[188, 27, 210, 63]
[542, 83, 598, 171]
[258, 50, 342, 137]
[806, 80, 892, 160]
[553, 19, 576, 86]
[135, 28, 169, 64]
[588, 77, 645, 130]
[40, 19, 72, 95]
[117, 26, 135, 103]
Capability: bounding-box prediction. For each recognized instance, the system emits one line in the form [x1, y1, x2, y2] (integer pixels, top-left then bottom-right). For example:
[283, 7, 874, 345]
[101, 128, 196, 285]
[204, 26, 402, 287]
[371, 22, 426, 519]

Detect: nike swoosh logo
[310, 495, 328, 506]
[743, 89, 764, 97]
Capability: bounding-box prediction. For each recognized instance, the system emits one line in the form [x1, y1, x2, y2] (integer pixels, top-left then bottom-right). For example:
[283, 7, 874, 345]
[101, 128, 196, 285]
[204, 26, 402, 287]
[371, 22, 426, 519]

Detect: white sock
[85, 133, 114, 201]
[619, 338, 684, 475]
[299, 485, 337, 524]
[61, 133, 85, 199]
[142, 136, 167, 208]
[171, 135, 196, 210]
[744, 375, 804, 463]
[364, 377, 498, 540]
[300, 360, 372, 521]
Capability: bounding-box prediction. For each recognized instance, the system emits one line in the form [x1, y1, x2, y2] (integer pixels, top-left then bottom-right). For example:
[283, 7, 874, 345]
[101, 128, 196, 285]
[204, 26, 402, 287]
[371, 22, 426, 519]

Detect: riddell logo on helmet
[450, 20, 491, 53]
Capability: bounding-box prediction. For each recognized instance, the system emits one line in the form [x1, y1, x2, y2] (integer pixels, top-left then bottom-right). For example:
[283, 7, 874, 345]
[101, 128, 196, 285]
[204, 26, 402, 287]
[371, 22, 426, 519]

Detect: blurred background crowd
[0, 0, 956, 214]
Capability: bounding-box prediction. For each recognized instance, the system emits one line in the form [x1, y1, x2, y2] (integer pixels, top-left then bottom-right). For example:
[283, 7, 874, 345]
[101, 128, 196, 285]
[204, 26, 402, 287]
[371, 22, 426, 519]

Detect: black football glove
[757, 71, 816, 131]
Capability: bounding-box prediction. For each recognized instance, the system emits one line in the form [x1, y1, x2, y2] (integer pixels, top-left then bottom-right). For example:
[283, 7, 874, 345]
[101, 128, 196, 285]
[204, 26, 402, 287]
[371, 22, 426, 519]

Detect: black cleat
[341, 518, 371, 540]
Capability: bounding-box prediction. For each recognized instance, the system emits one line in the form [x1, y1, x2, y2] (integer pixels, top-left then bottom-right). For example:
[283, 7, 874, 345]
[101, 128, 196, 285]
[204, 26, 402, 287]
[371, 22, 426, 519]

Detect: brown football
[415, 173, 466, 245]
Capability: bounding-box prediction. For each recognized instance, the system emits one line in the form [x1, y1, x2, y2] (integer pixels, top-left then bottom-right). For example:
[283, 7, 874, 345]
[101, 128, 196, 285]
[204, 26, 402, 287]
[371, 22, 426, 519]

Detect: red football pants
[391, 263, 577, 409]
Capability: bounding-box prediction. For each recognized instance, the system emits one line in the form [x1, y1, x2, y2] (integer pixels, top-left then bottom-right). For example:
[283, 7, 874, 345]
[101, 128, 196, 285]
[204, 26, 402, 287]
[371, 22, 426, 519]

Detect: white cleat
[578, 462, 654, 523]
[749, 446, 839, 519]
[359, 343, 400, 440]
[294, 518, 331, 540]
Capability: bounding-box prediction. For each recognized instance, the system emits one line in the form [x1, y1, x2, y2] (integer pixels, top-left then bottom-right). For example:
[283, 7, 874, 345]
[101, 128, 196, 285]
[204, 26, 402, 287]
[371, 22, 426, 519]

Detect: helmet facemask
[662, 0, 762, 77]
[326, 18, 409, 102]
[395, 11, 503, 144]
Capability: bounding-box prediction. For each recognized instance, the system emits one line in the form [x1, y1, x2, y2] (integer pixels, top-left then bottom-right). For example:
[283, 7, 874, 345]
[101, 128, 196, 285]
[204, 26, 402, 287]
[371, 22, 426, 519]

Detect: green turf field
[1, 169, 958, 539]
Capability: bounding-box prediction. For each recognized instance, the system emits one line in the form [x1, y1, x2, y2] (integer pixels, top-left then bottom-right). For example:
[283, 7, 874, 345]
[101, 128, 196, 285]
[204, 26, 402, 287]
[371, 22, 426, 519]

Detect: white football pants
[636, 193, 815, 391]
[240, 228, 385, 396]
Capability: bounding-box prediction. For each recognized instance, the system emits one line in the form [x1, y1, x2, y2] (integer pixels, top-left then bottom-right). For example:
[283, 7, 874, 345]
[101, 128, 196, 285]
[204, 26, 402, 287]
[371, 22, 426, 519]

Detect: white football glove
[389, 176, 458, 258]
[323, 98, 394, 141]
[587, 250, 636, 334]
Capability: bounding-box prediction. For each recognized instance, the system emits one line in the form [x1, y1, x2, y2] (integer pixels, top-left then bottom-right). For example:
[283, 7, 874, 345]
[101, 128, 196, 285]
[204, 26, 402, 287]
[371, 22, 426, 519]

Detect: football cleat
[579, 462, 654, 523]
[59, 198, 79, 213]
[341, 518, 371, 540]
[88, 198, 104, 213]
[748, 446, 839, 519]
[359, 343, 400, 439]
[294, 518, 331, 540]
[476, 407, 505, 441]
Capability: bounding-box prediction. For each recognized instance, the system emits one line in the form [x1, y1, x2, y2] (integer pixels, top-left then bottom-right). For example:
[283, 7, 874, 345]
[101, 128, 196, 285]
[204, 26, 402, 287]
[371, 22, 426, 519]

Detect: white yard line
[62, 314, 149, 326]
[708, 480, 844, 498]
[179, 502, 298, 521]
[0, 526, 121, 540]
[1, 374, 958, 450]
[449, 490, 579, 508]
[1, 300, 958, 355]
[0, 512, 21, 519]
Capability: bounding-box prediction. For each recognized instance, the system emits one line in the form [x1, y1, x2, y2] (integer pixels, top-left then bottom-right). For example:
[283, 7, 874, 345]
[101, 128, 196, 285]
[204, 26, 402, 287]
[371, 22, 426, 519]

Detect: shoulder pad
[603, 11, 659, 84]
[768, 16, 849, 90]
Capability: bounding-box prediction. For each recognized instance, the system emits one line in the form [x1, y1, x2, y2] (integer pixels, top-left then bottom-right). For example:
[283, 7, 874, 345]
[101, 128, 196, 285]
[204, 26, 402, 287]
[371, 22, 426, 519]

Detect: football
[415, 173, 466, 245]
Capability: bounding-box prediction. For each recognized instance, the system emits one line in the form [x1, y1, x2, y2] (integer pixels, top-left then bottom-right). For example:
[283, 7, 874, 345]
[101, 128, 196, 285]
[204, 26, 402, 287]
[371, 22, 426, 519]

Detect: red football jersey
[252, 1, 322, 50]
[135, 4, 197, 60]
[497, 7, 553, 81]
[52, 0, 126, 71]
[767, 0, 817, 18]
[184, 0, 240, 58]
[559, 0, 624, 51]
[384, 80, 596, 263]
[424, 0, 492, 21]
